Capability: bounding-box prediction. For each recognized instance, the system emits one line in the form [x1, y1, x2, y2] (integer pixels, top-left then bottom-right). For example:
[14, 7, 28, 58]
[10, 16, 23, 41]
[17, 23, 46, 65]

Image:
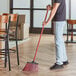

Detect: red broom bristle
[23, 62, 38, 72]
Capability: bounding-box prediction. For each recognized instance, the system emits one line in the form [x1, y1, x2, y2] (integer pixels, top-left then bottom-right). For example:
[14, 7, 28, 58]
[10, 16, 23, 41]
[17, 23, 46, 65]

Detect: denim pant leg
[53, 21, 68, 65]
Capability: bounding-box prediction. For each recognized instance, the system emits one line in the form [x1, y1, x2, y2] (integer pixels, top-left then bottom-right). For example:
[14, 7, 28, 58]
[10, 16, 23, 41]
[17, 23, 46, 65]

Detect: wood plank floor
[0, 34, 76, 76]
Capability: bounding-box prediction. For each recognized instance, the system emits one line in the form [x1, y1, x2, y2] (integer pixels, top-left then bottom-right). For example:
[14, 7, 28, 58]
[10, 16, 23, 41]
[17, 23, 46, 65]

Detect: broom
[23, 9, 49, 72]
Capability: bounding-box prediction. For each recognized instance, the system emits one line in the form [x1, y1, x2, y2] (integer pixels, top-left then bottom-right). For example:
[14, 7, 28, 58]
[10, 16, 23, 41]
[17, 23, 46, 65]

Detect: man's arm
[47, 5, 52, 10]
[43, 3, 60, 25]
[47, 3, 60, 23]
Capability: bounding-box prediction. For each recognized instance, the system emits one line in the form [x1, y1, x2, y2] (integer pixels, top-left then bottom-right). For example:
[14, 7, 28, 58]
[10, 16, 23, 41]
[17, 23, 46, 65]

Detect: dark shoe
[63, 61, 69, 65]
[50, 63, 64, 70]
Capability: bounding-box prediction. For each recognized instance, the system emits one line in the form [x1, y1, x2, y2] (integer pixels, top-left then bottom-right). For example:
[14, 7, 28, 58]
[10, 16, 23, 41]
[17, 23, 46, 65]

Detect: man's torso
[53, 0, 66, 21]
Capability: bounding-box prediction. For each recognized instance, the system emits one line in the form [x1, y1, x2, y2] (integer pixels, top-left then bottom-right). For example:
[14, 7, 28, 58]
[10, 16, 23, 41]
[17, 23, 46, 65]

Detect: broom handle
[33, 9, 49, 62]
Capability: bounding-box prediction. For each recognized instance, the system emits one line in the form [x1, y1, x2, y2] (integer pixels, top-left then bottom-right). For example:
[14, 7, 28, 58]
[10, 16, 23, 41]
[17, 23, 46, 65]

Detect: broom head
[23, 61, 38, 72]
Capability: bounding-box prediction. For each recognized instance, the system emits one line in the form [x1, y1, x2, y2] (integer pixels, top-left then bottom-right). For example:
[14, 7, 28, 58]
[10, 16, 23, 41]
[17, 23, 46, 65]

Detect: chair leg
[7, 35, 11, 71]
[15, 15, 19, 65]
[4, 37, 8, 68]
[16, 38, 19, 65]
[71, 25, 73, 41]
[67, 23, 69, 42]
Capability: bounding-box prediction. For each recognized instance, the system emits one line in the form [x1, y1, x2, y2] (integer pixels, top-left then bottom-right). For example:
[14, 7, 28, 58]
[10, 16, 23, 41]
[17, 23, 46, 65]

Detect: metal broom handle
[33, 9, 49, 62]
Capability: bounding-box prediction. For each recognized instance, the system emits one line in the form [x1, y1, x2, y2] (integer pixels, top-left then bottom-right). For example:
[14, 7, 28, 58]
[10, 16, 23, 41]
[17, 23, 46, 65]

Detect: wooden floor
[0, 34, 76, 76]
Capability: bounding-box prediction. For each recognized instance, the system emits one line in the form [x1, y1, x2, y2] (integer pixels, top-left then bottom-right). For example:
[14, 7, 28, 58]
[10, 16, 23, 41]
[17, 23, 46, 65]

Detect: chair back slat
[2, 15, 9, 23]
[10, 14, 18, 22]
[0, 15, 8, 23]
[3, 13, 9, 15]
[67, 20, 76, 25]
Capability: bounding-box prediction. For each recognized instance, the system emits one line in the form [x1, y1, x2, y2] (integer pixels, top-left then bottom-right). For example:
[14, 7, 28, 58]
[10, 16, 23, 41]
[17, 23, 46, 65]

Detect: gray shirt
[53, 0, 66, 21]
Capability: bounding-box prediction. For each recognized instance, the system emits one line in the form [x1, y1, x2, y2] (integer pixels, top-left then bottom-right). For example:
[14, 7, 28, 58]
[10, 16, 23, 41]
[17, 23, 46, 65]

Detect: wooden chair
[66, 19, 76, 43]
[0, 15, 11, 71]
[0, 14, 20, 71]
[9, 14, 20, 66]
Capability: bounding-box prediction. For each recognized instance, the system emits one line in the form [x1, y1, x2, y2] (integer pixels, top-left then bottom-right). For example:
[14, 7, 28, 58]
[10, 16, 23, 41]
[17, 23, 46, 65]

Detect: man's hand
[42, 20, 47, 26]
[47, 5, 51, 10]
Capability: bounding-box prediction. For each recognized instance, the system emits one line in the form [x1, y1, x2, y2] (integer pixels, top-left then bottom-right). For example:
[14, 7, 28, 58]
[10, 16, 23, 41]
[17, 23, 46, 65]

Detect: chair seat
[0, 33, 15, 40]
[0, 29, 5, 31]
[0, 32, 6, 35]
[0, 29, 15, 36]
[0, 29, 6, 35]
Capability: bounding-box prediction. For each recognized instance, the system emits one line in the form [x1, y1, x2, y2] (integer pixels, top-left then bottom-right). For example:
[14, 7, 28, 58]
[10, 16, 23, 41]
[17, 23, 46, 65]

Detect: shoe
[63, 61, 69, 65]
[50, 63, 64, 70]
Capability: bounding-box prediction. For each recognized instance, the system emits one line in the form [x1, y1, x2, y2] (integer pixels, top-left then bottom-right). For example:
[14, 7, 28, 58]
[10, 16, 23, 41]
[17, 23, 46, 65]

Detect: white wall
[71, 0, 76, 19]
[0, 0, 76, 34]
[34, 0, 51, 28]
[0, 0, 76, 19]
[13, 0, 30, 26]
[0, 0, 9, 14]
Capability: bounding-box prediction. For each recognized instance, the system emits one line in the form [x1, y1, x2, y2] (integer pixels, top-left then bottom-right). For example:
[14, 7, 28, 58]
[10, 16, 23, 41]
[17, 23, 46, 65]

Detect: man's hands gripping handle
[42, 5, 51, 26]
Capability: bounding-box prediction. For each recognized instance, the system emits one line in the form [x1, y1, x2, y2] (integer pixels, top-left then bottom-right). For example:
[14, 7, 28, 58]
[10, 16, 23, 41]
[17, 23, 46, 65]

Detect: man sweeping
[43, 0, 69, 70]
